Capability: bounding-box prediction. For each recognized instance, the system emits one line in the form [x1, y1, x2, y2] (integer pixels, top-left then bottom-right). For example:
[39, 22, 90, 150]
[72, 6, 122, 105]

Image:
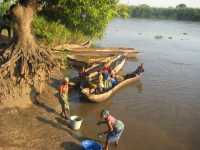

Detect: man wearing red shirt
[59, 77, 70, 119]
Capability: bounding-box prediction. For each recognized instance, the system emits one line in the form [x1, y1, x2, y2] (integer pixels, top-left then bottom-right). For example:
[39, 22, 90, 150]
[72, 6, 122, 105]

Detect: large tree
[0, 0, 118, 101]
[0, 0, 55, 100]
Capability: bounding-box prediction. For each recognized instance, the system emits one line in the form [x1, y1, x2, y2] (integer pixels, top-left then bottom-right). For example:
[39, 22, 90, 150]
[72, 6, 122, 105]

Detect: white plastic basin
[69, 115, 83, 130]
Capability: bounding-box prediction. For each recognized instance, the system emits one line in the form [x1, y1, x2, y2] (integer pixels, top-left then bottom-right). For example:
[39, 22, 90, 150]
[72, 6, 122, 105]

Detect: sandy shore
[0, 70, 83, 150]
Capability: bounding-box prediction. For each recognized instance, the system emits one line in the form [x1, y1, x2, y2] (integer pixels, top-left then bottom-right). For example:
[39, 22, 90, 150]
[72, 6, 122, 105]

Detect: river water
[69, 18, 200, 150]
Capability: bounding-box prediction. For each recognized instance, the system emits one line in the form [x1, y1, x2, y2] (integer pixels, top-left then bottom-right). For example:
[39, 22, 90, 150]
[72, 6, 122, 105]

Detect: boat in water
[81, 73, 142, 102]
[69, 47, 138, 53]
[54, 41, 91, 50]
[87, 55, 126, 82]
[70, 55, 126, 86]
[67, 54, 115, 69]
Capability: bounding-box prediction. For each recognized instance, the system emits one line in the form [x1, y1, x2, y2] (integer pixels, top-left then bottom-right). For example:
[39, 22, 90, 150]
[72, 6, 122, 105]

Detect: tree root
[0, 44, 56, 100]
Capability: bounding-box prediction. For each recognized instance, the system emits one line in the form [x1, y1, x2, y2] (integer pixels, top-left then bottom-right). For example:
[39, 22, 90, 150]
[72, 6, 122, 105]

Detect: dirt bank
[0, 70, 83, 150]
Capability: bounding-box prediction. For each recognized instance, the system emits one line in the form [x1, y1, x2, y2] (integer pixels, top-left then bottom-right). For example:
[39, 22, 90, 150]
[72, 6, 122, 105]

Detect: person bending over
[97, 109, 125, 150]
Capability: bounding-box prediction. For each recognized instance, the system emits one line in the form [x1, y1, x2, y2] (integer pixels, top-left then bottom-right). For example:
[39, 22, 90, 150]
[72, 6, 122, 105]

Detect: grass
[32, 16, 89, 46]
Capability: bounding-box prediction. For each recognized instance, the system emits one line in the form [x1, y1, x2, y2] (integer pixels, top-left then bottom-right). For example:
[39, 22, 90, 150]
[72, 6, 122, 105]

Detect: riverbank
[0, 70, 83, 150]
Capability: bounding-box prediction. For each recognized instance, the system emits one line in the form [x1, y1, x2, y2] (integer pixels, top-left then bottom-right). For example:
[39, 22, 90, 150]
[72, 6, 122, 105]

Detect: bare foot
[115, 141, 119, 147]
[103, 147, 108, 150]
[60, 113, 65, 118]
[64, 116, 69, 120]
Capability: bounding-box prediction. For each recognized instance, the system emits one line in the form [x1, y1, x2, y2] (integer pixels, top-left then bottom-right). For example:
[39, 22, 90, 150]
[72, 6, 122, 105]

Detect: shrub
[32, 16, 88, 46]
[0, 1, 10, 17]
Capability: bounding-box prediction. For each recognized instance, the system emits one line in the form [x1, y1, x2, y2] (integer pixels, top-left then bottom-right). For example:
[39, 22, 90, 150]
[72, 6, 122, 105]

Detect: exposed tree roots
[0, 1, 57, 101]
[0, 44, 56, 101]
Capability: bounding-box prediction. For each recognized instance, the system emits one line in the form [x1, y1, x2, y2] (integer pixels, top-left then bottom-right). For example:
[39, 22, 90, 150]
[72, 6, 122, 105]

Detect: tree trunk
[0, 1, 56, 101]
[13, 3, 36, 48]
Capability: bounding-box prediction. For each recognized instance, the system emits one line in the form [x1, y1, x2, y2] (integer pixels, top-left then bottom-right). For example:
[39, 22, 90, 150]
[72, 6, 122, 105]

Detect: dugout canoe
[67, 54, 89, 69]
[67, 54, 115, 69]
[87, 55, 126, 82]
[69, 47, 138, 53]
[54, 41, 91, 50]
[70, 55, 126, 86]
[81, 74, 141, 102]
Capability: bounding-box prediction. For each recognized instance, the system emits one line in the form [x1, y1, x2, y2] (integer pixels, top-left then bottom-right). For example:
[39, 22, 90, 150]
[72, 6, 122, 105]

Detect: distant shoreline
[117, 4, 200, 22]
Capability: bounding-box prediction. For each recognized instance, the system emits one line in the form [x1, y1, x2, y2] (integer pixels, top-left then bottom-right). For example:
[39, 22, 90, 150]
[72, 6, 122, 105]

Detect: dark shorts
[108, 122, 125, 143]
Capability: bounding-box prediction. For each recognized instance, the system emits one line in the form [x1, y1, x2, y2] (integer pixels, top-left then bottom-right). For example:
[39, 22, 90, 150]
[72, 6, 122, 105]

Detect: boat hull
[81, 75, 141, 102]
[87, 55, 126, 81]
[70, 47, 138, 53]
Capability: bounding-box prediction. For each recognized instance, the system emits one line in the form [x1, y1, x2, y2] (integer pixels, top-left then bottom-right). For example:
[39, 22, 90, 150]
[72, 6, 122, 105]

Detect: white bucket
[69, 115, 83, 130]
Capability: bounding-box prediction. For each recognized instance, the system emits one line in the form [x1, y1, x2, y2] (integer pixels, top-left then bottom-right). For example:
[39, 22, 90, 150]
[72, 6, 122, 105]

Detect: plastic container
[69, 115, 83, 130]
[81, 140, 103, 150]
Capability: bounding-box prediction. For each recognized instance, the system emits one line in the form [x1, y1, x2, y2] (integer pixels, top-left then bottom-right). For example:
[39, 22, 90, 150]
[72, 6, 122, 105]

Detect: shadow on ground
[60, 141, 83, 150]
[36, 116, 95, 142]
[35, 101, 60, 115]
[49, 77, 61, 89]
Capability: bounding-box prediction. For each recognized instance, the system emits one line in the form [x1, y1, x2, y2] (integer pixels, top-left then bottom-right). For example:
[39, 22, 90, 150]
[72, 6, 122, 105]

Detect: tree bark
[0, 1, 56, 100]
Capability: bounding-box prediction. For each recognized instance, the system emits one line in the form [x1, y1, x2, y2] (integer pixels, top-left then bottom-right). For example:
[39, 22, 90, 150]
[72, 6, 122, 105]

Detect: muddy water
[69, 19, 200, 150]
[1, 18, 200, 150]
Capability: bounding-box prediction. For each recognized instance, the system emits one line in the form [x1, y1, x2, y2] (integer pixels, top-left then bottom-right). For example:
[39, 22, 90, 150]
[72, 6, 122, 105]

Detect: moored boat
[87, 55, 126, 81]
[67, 54, 115, 69]
[81, 74, 141, 103]
[69, 47, 138, 53]
[54, 41, 91, 50]
[67, 54, 89, 69]
[70, 55, 126, 87]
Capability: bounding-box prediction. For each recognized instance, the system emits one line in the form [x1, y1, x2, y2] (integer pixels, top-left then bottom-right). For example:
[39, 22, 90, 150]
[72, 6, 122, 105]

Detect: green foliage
[1, 0, 118, 44]
[129, 4, 200, 21]
[40, 0, 118, 38]
[116, 4, 130, 18]
[0, 1, 10, 17]
[32, 16, 88, 46]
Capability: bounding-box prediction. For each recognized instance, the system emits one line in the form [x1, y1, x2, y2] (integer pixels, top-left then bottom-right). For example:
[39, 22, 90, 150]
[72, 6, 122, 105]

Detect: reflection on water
[135, 80, 144, 93]
[69, 18, 200, 150]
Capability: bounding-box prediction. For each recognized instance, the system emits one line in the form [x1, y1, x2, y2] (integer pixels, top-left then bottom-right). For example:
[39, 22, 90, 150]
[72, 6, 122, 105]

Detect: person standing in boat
[135, 63, 144, 75]
[98, 71, 104, 93]
[103, 64, 112, 78]
[58, 77, 70, 119]
[97, 109, 125, 150]
[124, 63, 144, 79]
[103, 64, 112, 90]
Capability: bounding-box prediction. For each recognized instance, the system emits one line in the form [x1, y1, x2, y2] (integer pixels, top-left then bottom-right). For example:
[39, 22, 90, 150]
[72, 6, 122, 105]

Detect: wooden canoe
[54, 41, 91, 50]
[70, 55, 126, 86]
[69, 47, 138, 53]
[87, 55, 126, 82]
[81, 74, 141, 103]
[67, 52, 139, 58]
[67, 54, 115, 69]
[67, 55, 89, 69]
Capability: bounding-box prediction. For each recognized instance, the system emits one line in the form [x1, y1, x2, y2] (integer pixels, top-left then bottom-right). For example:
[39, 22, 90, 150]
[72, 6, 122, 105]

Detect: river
[69, 18, 200, 150]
